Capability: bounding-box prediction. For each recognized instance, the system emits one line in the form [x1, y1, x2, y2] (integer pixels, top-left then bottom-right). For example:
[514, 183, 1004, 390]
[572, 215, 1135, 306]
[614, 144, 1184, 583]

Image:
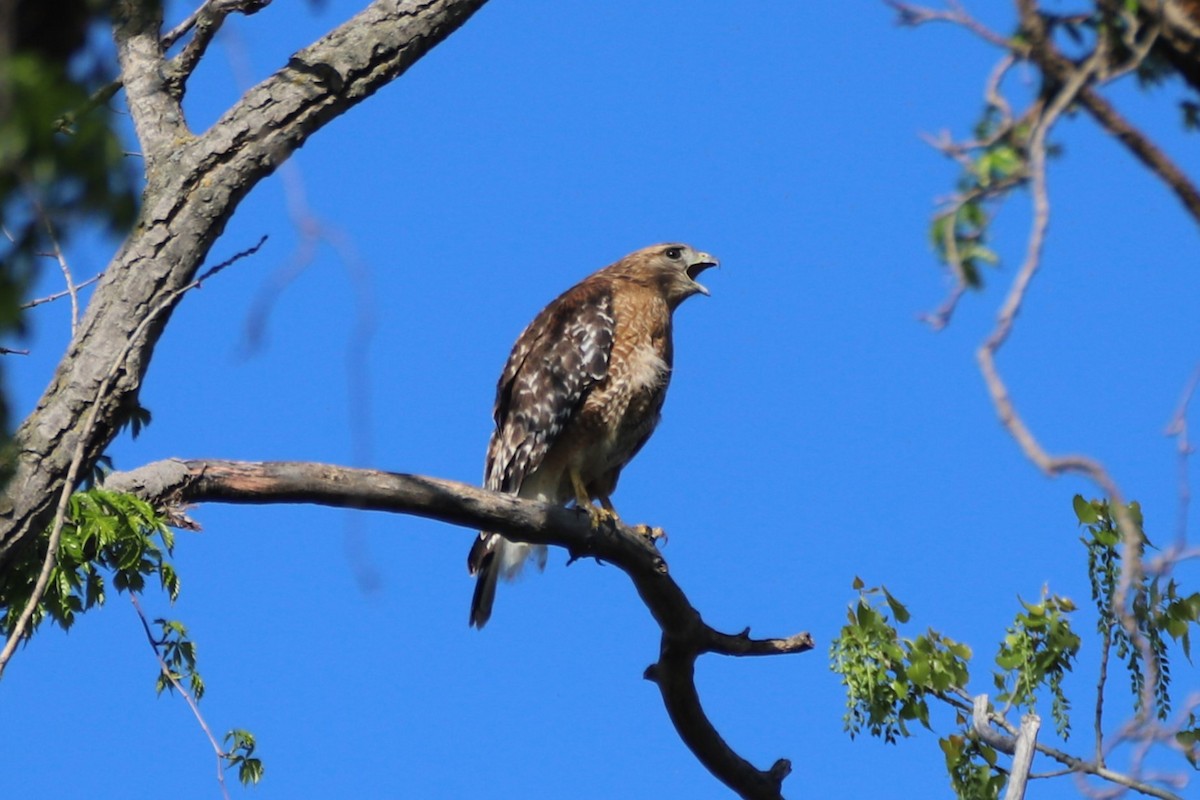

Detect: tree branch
[1004, 713, 1041, 800]
[0, 0, 490, 571]
[164, 0, 271, 100]
[953, 691, 1183, 799]
[113, 0, 189, 169]
[101, 458, 813, 800]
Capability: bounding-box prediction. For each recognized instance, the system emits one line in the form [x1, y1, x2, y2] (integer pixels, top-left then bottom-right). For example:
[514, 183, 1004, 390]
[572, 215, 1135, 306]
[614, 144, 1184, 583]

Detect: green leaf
[1073, 494, 1098, 524]
[883, 587, 911, 624]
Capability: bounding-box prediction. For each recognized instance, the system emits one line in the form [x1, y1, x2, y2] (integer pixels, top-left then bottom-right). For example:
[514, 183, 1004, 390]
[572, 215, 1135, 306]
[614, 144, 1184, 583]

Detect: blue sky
[4, 1, 1200, 798]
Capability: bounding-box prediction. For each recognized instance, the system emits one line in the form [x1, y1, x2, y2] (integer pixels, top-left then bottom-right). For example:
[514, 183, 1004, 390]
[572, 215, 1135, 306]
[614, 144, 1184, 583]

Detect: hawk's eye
[664, 247, 682, 260]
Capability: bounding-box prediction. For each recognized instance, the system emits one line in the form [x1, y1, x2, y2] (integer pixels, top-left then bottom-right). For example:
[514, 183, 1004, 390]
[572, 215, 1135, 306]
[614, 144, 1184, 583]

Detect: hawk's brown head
[610, 243, 719, 308]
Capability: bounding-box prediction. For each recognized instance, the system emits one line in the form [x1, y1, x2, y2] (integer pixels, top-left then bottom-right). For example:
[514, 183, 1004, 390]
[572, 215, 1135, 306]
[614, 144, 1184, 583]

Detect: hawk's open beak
[687, 253, 719, 296]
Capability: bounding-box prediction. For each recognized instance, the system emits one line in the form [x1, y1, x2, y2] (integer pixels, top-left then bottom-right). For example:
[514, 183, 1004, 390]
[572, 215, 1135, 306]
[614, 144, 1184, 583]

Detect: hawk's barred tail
[469, 556, 500, 628]
[468, 533, 500, 628]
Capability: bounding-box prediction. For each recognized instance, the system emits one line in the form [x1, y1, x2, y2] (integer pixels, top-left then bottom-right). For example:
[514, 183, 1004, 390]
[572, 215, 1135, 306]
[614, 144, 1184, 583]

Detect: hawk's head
[615, 243, 719, 307]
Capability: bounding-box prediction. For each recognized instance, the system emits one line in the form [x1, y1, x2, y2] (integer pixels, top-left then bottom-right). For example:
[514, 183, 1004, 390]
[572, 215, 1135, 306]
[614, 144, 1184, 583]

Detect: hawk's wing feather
[484, 277, 615, 494]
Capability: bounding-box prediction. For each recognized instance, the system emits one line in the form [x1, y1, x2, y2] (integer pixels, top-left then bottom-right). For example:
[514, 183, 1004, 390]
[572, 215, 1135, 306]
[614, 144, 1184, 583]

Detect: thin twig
[130, 593, 231, 800]
[21, 275, 102, 310]
[162, 1, 210, 49]
[918, 282, 967, 330]
[1164, 362, 1200, 549]
[31, 197, 80, 335]
[974, 43, 1108, 479]
[886, 0, 1015, 49]
[907, 0, 1174, 783]
[1095, 623, 1112, 767]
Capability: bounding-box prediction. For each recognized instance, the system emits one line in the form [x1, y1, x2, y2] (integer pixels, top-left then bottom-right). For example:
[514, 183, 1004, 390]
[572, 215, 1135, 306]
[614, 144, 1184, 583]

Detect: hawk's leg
[570, 468, 618, 528]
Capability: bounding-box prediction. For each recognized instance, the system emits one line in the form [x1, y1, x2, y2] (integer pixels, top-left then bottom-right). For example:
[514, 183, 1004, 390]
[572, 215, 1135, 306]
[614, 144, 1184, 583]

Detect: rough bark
[0, 0, 490, 566]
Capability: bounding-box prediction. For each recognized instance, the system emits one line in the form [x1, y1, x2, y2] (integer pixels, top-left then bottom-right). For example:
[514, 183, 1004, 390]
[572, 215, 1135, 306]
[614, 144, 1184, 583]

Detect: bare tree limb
[1004, 713, 1041, 800]
[949, 689, 1184, 799]
[101, 457, 813, 800]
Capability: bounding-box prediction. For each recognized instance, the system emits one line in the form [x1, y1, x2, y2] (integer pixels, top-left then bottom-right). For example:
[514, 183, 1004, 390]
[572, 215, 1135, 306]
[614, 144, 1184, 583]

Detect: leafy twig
[130, 594, 232, 800]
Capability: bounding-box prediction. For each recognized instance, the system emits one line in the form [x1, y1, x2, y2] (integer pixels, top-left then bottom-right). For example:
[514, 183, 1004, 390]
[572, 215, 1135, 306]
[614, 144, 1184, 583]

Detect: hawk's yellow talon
[633, 524, 667, 544]
[582, 503, 618, 529]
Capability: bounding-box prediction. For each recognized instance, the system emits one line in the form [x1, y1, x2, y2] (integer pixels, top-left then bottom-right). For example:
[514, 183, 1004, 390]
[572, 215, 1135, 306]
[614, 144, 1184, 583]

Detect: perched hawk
[467, 243, 718, 628]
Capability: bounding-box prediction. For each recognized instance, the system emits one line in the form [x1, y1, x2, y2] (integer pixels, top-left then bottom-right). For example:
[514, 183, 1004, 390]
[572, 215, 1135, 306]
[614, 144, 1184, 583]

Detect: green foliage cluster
[992, 594, 1079, 738]
[939, 734, 1005, 800]
[153, 617, 204, 699]
[0, 53, 136, 265]
[831, 495, 1200, 798]
[0, 487, 263, 788]
[929, 109, 1029, 289]
[1075, 495, 1200, 757]
[0, 489, 176, 635]
[225, 730, 265, 786]
[830, 579, 972, 743]
[831, 577, 1077, 799]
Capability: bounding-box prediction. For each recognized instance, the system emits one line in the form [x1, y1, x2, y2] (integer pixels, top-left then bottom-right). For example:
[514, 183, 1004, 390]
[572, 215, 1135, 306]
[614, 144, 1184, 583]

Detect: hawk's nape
[468, 243, 718, 628]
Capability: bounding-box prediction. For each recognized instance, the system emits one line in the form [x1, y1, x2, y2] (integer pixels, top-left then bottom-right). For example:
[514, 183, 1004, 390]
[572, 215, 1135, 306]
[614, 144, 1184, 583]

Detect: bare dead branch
[1005, 714, 1041, 800]
[101, 457, 812, 800]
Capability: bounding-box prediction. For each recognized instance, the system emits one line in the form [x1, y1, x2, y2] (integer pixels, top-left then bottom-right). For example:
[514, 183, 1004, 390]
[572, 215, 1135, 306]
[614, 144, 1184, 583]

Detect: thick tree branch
[113, 0, 189, 168]
[1076, 86, 1200, 226]
[102, 458, 812, 800]
[0, 0, 489, 569]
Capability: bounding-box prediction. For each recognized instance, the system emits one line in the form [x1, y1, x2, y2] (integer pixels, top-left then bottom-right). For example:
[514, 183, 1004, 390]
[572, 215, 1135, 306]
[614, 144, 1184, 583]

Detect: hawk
[467, 243, 719, 628]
